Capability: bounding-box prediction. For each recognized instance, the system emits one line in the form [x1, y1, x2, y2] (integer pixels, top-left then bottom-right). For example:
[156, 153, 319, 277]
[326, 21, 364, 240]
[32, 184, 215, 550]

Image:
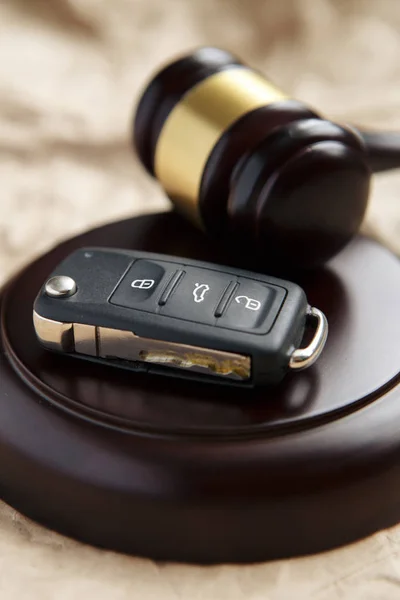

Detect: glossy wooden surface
[0, 212, 400, 562]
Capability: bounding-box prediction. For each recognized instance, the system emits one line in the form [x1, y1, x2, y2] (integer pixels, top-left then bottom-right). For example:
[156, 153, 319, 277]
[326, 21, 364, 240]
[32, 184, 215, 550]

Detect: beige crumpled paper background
[0, 0, 400, 598]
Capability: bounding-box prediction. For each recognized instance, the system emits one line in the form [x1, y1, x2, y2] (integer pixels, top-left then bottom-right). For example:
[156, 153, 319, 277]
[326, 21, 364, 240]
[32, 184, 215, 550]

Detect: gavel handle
[358, 129, 400, 172]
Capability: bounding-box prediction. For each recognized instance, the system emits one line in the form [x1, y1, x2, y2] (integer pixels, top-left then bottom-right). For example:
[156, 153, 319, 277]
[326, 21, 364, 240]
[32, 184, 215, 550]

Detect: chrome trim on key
[289, 306, 328, 371]
[33, 311, 251, 381]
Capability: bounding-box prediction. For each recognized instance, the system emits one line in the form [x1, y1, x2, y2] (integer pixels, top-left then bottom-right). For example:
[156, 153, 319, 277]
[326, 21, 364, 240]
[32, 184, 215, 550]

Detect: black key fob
[33, 248, 328, 386]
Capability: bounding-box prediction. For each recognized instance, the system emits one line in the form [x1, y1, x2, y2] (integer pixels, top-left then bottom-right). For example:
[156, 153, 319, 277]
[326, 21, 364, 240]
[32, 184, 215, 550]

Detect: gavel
[134, 47, 400, 268]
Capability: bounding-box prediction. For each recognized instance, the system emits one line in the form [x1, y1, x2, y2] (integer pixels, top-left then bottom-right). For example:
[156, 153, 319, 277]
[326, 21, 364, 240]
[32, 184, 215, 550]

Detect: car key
[33, 247, 328, 386]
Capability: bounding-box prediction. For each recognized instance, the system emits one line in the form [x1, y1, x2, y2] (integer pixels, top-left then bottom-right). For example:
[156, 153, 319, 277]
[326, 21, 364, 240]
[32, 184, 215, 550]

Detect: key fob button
[216, 279, 286, 333]
[110, 259, 177, 309]
[159, 269, 232, 325]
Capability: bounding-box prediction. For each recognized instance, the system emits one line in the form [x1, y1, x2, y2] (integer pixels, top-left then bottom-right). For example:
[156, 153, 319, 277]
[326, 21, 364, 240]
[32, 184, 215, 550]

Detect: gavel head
[134, 47, 371, 269]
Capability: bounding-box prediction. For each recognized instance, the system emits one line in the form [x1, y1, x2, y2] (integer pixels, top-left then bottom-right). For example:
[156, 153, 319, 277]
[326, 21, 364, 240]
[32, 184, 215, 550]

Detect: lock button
[110, 259, 182, 310]
[215, 277, 287, 333]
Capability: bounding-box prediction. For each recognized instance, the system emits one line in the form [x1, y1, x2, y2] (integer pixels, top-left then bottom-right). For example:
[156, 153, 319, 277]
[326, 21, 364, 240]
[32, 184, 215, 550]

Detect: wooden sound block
[1, 212, 400, 563]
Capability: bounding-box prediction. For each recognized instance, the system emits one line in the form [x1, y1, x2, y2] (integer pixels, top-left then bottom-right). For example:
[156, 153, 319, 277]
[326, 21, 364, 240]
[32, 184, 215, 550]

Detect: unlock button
[216, 278, 286, 333]
[235, 295, 262, 311]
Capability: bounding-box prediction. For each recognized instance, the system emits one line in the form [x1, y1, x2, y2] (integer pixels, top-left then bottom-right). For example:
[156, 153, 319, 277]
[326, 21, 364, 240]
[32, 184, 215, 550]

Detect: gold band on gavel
[154, 68, 287, 227]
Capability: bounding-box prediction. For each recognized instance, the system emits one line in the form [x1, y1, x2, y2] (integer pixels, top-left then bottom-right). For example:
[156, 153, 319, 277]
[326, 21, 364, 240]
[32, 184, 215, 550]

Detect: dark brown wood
[199, 102, 317, 234]
[226, 118, 369, 268]
[1, 212, 400, 563]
